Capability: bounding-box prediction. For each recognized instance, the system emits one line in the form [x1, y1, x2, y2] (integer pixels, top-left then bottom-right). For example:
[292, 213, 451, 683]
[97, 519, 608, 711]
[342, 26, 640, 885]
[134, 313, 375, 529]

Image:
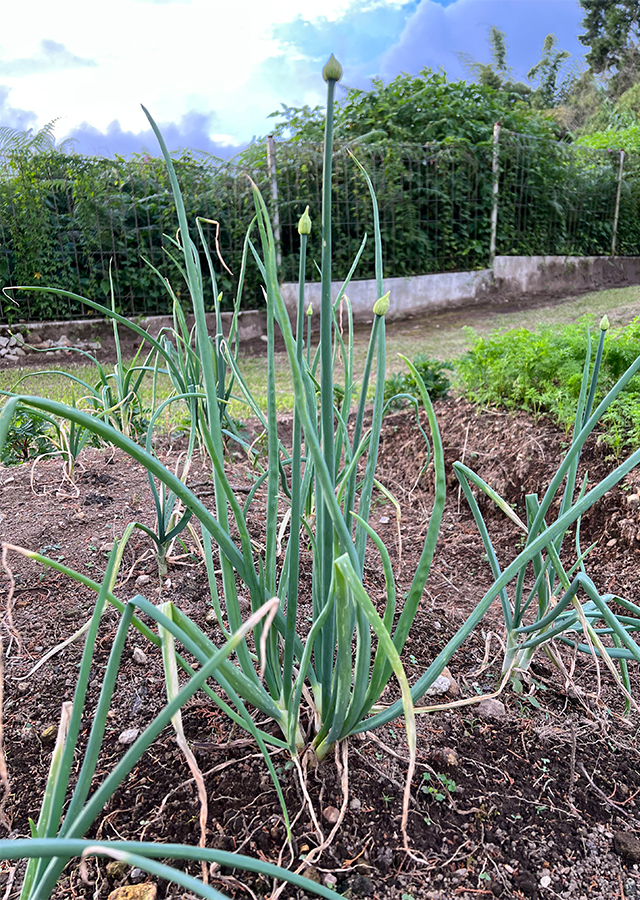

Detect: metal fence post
[266, 135, 282, 269]
[611, 149, 625, 258]
[489, 122, 501, 268]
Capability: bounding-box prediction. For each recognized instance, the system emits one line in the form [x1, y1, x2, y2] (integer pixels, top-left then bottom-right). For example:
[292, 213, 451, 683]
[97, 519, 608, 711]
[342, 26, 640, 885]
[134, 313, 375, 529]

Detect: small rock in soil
[40, 725, 57, 745]
[345, 873, 374, 897]
[442, 666, 459, 695]
[323, 873, 338, 888]
[106, 861, 128, 879]
[349, 797, 361, 811]
[108, 886, 157, 900]
[451, 867, 468, 884]
[118, 727, 140, 745]
[477, 698, 506, 719]
[135, 574, 151, 586]
[132, 647, 147, 665]
[302, 866, 322, 883]
[614, 831, 640, 862]
[322, 805, 340, 824]
[425, 674, 453, 697]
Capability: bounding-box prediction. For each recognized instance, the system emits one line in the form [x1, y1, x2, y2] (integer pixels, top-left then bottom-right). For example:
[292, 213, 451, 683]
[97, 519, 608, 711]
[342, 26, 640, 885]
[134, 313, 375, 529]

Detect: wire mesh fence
[275, 141, 494, 285]
[0, 150, 271, 322]
[498, 130, 625, 257]
[0, 131, 636, 323]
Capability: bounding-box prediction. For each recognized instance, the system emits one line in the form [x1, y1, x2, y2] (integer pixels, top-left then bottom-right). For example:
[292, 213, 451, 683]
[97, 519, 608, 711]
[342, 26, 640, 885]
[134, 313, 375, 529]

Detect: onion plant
[0, 545, 341, 900]
[453, 316, 640, 703]
[9, 285, 155, 442]
[0, 54, 447, 894]
[4, 52, 640, 899]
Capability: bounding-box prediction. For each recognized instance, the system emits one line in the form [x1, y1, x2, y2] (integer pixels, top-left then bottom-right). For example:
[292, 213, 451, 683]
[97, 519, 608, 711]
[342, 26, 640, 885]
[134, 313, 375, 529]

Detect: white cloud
[381, 0, 584, 83]
[0, 0, 586, 156]
[0, 0, 361, 149]
[0, 40, 96, 77]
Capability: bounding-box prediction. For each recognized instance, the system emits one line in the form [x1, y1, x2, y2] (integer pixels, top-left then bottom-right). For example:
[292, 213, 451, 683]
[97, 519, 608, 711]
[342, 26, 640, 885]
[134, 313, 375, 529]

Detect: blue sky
[0, 0, 586, 158]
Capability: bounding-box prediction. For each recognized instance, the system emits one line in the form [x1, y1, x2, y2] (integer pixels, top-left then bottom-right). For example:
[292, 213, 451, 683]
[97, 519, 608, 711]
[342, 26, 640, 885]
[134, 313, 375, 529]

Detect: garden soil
[0, 399, 639, 900]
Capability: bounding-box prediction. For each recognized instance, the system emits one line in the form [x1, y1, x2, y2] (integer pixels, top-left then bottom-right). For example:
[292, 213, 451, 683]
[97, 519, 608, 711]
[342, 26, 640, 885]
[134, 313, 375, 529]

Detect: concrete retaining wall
[139, 309, 266, 343]
[280, 268, 495, 325]
[493, 255, 640, 297]
[4, 256, 640, 357]
[281, 255, 640, 326]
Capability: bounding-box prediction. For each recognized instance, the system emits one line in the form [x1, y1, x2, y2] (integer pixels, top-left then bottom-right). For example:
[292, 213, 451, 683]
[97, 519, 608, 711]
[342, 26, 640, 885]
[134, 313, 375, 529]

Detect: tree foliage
[459, 27, 579, 110]
[269, 68, 557, 146]
[579, 0, 640, 72]
[460, 27, 531, 98]
[528, 35, 575, 108]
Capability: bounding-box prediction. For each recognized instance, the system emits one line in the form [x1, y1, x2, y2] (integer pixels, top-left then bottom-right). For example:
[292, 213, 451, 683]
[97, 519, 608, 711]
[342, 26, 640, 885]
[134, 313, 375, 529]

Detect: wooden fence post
[266, 135, 282, 268]
[611, 149, 625, 258]
[489, 122, 501, 268]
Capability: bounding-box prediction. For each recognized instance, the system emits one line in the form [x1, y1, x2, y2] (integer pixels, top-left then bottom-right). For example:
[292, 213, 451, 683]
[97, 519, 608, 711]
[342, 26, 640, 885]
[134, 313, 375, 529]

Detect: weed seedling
[421, 772, 456, 801]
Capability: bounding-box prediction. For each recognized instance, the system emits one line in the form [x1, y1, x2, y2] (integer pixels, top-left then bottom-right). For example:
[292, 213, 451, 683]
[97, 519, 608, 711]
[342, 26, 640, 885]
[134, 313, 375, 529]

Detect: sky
[0, 0, 587, 159]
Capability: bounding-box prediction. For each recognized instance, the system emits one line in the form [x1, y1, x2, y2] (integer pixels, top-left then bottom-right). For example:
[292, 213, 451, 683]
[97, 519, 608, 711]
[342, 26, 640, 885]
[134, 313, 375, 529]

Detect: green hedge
[2, 134, 640, 323]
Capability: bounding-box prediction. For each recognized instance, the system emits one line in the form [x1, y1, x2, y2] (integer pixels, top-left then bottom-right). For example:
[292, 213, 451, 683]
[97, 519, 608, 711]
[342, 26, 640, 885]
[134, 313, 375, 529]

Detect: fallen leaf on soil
[430, 746, 459, 767]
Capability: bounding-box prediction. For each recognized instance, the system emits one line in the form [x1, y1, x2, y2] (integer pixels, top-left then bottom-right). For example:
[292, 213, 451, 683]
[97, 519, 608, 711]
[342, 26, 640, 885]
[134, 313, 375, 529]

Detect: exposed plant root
[472, 630, 506, 677]
[115, 547, 155, 589]
[270, 740, 349, 900]
[0, 544, 21, 657]
[0, 638, 11, 832]
[29, 451, 81, 500]
[0, 865, 16, 900]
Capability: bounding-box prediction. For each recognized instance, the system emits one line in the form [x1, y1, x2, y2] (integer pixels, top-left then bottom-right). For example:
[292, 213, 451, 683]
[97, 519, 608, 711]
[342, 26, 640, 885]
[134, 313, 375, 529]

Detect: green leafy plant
[384, 353, 453, 411]
[455, 317, 640, 707]
[0, 406, 56, 465]
[457, 317, 640, 451]
[421, 771, 456, 801]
